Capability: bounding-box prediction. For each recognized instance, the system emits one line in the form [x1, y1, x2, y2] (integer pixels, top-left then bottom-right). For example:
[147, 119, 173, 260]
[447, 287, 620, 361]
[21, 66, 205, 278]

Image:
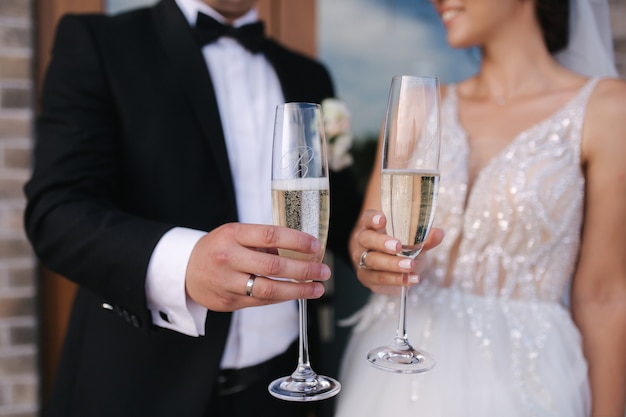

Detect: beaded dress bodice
[424, 78, 598, 303]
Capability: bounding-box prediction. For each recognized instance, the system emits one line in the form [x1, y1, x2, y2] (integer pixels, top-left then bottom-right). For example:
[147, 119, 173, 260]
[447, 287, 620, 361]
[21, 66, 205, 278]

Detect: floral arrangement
[321, 98, 354, 172]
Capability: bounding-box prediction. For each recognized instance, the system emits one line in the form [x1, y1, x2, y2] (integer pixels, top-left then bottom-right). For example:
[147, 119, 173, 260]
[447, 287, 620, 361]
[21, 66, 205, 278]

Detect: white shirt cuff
[145, 227, 208, 336]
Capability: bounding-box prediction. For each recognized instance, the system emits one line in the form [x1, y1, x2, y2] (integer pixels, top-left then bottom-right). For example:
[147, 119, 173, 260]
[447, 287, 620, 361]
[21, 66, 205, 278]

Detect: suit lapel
[263, 41, 334, 104]
[151, 0, 236, 211]
[263, 42, 298, 102]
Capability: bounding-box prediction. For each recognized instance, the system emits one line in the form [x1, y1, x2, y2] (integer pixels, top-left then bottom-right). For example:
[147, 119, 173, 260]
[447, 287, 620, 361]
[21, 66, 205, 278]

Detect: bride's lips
[440, 8, 462, 27]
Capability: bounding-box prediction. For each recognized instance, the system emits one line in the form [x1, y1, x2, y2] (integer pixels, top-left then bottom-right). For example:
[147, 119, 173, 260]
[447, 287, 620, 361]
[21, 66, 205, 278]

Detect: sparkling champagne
[381, 169, 439, 258]
[272, 177, 330, 262]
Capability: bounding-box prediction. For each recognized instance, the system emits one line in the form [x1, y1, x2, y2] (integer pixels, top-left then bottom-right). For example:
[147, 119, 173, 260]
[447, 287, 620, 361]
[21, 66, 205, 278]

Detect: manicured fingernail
[385, 239, 398, 251]
[398, 259, 412, 270]
[408, 274, 420, 284]
[320, 265, 331, 279]
[372, 215, 382, 225]
[313, 284, 325, 298]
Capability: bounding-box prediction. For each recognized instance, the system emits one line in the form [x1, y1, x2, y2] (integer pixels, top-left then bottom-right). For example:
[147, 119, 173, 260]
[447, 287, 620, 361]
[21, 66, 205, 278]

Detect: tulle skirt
[335, 284, 590, 417]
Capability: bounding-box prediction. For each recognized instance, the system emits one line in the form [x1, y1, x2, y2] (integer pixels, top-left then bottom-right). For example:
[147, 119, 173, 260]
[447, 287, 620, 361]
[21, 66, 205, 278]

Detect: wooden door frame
[35, 0, 317, 405]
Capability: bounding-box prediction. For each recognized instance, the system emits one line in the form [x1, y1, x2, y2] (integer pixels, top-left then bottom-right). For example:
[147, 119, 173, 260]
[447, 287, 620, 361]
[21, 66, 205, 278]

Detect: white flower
[321, 98, 354, 172]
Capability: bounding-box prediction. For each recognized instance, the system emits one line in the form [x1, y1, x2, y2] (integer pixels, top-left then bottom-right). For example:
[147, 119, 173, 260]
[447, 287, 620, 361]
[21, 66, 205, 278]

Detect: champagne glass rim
[278, 102, 320, 110]
[392, 74, 439, 81]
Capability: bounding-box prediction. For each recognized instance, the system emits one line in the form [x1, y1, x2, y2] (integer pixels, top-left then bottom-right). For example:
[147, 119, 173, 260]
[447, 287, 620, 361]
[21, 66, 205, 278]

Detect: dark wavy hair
[536, 0, 569, 53]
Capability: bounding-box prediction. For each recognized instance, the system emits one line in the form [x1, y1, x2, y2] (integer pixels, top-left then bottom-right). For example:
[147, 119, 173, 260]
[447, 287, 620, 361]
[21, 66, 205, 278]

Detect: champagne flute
[268, 102, 341, 401]
[366, 75, 441, 373]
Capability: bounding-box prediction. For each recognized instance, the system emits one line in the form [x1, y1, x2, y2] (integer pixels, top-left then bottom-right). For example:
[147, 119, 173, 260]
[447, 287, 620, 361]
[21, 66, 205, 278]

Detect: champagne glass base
[268, 374, 341, 402]
[366, 345, 436, 374]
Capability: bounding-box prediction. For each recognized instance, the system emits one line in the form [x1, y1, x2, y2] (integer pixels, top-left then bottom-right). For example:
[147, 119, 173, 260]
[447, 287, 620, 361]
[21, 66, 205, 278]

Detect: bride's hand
[350, 209, 444, 294]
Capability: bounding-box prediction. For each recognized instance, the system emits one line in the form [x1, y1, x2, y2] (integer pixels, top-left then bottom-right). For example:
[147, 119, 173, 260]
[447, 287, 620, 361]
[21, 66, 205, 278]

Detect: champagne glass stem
[290, 298, 318, 381]
[297, 298, 312, 370]
[393, 276, 410, 349]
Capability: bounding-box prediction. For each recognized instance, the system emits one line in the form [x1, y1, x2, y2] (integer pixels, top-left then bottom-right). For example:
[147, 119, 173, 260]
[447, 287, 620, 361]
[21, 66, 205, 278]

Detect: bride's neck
[469, 41, 561, 104]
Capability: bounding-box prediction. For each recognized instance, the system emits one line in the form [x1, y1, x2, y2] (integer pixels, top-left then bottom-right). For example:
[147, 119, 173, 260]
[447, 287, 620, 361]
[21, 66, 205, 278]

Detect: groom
[25, 0, 361, 416]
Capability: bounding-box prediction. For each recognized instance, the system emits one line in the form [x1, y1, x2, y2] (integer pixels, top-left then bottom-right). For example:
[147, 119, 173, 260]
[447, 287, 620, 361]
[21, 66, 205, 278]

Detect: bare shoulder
[583, 77, 626, 160]
[587, 78, 626, 119]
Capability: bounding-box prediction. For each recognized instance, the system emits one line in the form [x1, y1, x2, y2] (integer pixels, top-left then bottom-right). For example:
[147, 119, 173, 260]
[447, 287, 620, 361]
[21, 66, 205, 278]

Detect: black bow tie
[193, 12, 266, 53]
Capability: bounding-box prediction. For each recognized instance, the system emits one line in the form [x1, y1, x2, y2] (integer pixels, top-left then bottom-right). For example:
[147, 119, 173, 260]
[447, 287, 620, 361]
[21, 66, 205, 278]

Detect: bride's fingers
[356, 249, 413, 273]
[356, 227, 444, 273]
[357, 209, 387, 233]
[423, 227, 444, 251]
[355, 226, 444, 290]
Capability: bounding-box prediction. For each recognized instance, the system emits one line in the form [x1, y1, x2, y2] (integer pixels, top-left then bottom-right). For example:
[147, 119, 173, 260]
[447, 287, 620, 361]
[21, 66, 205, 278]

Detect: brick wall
[0, 0, 38, 415]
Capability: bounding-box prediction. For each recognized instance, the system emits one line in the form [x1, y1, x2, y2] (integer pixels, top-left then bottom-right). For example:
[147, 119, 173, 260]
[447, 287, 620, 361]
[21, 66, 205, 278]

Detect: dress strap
[574, 77, 601, 105]
[569, 77, 602, 163]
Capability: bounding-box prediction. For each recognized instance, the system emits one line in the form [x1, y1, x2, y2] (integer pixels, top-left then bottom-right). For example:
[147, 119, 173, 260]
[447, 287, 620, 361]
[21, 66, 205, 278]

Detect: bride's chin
[445, 34, 476, 50]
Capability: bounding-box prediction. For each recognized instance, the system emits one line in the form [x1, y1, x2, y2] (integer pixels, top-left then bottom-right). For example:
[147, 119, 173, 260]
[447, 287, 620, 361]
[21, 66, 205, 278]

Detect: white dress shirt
[145, 0, 298, 369]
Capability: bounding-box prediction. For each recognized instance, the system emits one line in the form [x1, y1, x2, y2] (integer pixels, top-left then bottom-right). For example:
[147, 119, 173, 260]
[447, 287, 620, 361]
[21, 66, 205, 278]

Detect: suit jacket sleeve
[24, 15, 170, 329]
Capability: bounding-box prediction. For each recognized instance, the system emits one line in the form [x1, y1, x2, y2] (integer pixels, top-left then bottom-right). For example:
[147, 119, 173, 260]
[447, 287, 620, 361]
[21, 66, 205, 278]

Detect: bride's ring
[245, 274, 257, 297]
[358, 250, 371, 269]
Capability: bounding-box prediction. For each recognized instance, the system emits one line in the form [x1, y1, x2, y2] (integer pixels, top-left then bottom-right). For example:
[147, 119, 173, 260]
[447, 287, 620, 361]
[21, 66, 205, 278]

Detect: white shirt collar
[175, 0, 259, 27]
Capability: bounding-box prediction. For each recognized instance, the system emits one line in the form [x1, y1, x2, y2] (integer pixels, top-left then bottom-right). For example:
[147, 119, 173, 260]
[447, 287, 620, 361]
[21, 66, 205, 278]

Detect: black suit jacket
[24, 1, 360, 415]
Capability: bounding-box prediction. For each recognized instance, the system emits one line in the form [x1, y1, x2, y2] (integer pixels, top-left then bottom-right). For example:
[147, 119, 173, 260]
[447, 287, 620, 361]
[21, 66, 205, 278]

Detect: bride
[335, 0, 626, 416]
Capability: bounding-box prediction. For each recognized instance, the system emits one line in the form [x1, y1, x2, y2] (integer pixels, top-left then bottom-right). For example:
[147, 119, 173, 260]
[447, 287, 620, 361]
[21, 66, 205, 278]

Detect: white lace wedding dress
[335, 79, 600, 417]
